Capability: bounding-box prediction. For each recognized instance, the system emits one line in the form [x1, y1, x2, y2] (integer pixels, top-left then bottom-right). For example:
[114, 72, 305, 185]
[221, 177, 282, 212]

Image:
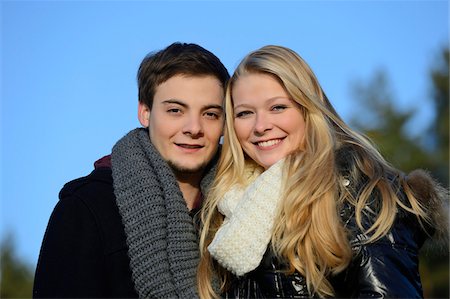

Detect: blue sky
[1, 0, 448, 266]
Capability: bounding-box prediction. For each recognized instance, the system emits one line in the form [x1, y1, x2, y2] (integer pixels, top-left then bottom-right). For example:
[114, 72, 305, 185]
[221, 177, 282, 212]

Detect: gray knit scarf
[111, 128, 217, 299]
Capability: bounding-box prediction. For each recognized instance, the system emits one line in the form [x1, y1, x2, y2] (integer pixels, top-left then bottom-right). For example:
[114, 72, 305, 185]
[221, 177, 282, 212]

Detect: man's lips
[175, 143, 204, 149]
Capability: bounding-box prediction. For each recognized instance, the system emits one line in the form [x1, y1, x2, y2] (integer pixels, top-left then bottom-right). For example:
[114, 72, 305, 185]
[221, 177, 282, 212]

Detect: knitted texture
[111, 128, 216, 298]
[208, 159, 284, 276]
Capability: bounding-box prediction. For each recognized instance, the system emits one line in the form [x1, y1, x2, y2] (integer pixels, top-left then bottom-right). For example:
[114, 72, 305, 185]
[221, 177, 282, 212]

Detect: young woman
[197, 45, 447, 298]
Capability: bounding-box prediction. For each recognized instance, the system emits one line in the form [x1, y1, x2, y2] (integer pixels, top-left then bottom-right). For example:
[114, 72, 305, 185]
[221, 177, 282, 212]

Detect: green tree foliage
[350, 70, 430, 172]
[349, 47, 449, 299]
[421, 47, 449, 299]
[0, 234, 34, 298]
[429, 48, 449, 187]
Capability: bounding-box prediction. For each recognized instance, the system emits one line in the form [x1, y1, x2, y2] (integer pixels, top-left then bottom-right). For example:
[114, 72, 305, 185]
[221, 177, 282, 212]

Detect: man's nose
[183, 115, 203, 137]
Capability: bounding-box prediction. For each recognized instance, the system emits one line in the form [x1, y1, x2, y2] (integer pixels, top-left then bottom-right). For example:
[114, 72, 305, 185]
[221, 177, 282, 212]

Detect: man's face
[139, 75, 224, 175]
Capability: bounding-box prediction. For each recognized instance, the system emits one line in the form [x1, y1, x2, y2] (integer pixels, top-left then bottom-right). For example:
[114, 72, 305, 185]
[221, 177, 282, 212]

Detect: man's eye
[205, 111, 220, 119]
[167, 108, 182, 114]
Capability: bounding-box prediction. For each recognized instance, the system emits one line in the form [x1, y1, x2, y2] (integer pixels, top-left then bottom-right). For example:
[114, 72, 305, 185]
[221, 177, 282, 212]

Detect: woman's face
[232, 73, 306, 169]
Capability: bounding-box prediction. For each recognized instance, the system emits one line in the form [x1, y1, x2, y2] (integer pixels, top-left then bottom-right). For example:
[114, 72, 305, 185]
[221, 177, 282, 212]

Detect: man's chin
[167, 160, 206, 174]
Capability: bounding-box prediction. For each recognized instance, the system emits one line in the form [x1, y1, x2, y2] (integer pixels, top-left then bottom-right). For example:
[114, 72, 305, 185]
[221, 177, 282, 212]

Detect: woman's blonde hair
[197, 45, 431, 298]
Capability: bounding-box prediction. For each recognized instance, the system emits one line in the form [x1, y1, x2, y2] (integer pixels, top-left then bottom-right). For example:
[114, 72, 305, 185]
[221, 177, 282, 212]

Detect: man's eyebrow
[162, 99, 187, 107]
[162, 100, 223, 111]
[204, 104, 224, 111]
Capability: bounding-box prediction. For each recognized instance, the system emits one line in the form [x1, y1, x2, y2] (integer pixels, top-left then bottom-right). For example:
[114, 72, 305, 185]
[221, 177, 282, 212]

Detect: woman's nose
[253, 113, 272, 135]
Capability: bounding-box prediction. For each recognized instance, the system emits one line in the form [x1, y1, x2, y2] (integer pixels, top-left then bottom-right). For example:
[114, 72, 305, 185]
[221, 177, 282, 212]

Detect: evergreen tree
[350, 70, 430, 172]
[429, 48, 449, 187]
[0, 234, 34, 298]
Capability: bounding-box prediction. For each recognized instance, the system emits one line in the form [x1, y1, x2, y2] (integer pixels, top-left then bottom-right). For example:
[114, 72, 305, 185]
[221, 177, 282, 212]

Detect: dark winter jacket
[224, 169, 446, 298]
[33, 148, 213, 299]
[33, 156, 138, 298]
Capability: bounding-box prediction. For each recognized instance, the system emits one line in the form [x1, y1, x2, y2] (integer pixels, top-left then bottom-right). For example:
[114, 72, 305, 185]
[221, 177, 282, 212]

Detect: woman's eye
[272, 105, 287, 111]
[235, 111, 252, 118]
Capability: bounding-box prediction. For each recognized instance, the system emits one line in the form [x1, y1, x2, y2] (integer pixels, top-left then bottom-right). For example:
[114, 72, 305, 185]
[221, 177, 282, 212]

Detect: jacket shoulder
[35, 165, 137, 297]
[59, 167, 113, 200]
[57, 167, 127, 252]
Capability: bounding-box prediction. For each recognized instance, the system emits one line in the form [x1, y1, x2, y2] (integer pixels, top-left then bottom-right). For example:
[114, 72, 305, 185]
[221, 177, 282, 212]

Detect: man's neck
[174, 172, 203, 211]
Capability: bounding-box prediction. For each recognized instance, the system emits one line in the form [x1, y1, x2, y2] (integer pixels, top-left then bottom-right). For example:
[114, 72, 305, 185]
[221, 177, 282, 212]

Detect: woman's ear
[138, 102, 151, 127]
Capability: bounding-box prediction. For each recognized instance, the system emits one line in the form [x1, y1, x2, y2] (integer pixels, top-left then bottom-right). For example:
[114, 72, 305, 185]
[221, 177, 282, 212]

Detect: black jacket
[224, 170, 443, 298]
[33, 161, 138, 298]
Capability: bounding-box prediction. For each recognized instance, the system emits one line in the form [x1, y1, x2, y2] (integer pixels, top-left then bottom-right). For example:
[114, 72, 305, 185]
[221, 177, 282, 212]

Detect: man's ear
[138, 102, 151, 127]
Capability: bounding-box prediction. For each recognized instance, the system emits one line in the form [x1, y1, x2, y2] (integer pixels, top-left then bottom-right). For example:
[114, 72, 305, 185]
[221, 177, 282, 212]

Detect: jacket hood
[94, 155, 112, 169]
[406, 169, 449, 244]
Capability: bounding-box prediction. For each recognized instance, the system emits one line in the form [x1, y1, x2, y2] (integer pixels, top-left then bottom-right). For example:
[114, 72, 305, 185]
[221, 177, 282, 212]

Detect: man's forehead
[152, 75, 224, 108]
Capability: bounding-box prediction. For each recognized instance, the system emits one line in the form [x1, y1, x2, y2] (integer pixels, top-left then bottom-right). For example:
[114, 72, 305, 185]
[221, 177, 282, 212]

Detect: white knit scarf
[208, 159, 285, 276]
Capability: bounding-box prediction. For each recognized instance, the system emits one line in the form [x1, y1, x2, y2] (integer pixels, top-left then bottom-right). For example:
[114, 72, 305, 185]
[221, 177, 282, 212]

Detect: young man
[33, 42, 230, 298]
